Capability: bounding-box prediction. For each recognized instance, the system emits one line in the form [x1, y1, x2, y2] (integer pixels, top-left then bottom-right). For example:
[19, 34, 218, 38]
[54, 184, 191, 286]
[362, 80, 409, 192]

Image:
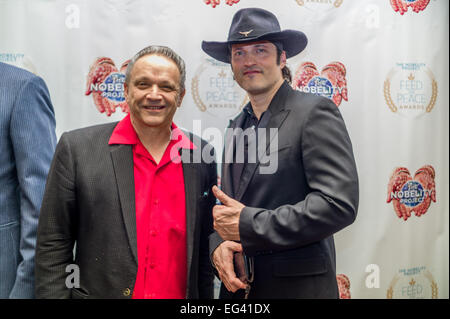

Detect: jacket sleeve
[35, 133, 76, 298]
[239, 98, 359, 256]
[9, 75, 57, 298]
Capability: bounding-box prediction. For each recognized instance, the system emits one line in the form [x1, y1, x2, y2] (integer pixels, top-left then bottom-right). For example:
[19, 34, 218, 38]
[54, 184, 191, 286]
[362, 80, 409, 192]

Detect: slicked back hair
[125, 45, 186, 94]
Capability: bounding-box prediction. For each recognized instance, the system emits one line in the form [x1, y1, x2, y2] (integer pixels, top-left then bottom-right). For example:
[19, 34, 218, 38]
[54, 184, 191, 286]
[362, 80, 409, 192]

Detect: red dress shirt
[109, 114, 195, 299]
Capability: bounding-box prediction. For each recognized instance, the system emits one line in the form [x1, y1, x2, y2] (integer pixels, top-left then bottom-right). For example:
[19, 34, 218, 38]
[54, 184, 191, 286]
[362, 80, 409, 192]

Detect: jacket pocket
[266, 143, 291, 156]
[71, 287, 90, 299]
[273, 255, 328, 277]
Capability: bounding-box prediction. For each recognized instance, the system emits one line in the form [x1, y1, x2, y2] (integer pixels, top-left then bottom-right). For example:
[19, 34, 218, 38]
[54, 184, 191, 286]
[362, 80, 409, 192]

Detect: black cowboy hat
[202, 7, 308, 64]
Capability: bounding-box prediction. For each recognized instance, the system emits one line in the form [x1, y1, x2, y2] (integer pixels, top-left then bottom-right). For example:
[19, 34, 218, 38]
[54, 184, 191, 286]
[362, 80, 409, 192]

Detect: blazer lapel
[235, 110, 290, 201]
[110, 144, 138, 265]
[181, 148, 200, 291]
[235, 82, 292, 201]
[222, 113, 246, 198]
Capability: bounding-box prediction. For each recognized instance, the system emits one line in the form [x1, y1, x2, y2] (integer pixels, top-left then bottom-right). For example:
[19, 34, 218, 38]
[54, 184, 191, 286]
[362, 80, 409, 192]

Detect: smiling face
[230, 41, 286, 96]
[124, 54, 185, 132]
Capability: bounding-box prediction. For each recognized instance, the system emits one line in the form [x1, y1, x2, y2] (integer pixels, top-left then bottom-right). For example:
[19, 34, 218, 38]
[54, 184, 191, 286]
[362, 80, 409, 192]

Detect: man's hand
[212, 241, 247, 293]
[212, 185, 245, 241]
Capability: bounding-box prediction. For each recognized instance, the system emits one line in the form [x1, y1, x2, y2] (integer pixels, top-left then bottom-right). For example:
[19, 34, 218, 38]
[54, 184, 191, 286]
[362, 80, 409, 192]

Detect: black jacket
[210, 82, 359, 298]
[36, 122, 216, 299]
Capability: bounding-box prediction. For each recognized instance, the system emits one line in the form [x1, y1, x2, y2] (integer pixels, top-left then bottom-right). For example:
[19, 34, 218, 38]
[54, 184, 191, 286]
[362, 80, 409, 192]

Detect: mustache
[242, 67, 263, 75]
[231, 68, 262, 80]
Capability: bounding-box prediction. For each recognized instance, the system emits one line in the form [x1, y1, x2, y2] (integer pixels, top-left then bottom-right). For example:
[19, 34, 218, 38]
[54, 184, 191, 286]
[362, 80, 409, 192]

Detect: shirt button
[123, 288, 131, 296]
[150, 230, 157, 237]
[149, 263, 155, 269]
[153, 199, 159, 205]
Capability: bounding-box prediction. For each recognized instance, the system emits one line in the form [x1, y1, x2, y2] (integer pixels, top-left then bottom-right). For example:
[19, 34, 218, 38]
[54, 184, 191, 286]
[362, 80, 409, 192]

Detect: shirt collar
[244, 100, 272, 122]
[243, 103, 257, 118]
[267, 80, 291, 114]
[108, 114, 139, 145]
[243, 80, 291, 119]
[109, 114, 196, 150]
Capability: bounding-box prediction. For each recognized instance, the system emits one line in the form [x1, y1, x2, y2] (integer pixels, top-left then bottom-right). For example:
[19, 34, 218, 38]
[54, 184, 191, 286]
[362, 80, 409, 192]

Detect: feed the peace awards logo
[387, 266, 438, 299]
[384, 63, 437, 117]
[295, 0, 344, 10]
[192, 58, 248, 118]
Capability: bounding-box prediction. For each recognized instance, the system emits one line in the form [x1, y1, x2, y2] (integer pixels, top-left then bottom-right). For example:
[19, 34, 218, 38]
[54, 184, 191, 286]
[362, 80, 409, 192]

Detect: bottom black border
[2, 299, 449, 317]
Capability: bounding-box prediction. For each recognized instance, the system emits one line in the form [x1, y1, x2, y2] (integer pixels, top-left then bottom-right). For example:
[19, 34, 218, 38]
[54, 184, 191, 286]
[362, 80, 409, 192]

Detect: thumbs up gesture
[212, 185, 245, 241]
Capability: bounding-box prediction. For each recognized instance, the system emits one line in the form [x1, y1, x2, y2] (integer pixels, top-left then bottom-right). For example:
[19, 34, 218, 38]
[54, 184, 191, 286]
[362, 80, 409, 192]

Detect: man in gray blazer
[0, 62, 57, 298]
[202, 8, 359, 298]
[35, 46, 216, 298]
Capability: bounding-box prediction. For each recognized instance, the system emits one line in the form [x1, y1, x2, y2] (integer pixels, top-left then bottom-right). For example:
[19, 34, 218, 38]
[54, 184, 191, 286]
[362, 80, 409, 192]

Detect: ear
[177, 89, 186, 107]
[124, 82, 129, 100]
[280, 50, 287, 69]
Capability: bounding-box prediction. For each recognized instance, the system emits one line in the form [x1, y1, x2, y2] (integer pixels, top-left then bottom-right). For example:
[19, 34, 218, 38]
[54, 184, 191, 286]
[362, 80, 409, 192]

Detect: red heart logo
[387, 165, 436, 221]
[85, 57, 130, 116]
[292, 61, 348, 107]
[391, 0, 431, 15]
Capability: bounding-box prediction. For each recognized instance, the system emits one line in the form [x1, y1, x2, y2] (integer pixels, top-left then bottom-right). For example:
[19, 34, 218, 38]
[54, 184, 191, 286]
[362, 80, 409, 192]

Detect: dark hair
[125, 45, 186, 93]
[276, 48, 292, 84]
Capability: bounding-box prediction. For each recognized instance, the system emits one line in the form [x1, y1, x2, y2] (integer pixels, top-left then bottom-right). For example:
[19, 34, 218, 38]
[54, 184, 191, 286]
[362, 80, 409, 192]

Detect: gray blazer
[211, 82, 359, 298]
[0, 62, 56, 298]
[35, 122, 216, 299]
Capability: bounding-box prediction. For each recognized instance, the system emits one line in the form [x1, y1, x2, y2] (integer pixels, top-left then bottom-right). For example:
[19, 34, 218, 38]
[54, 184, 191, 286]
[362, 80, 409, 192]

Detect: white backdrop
[1, 0, 448, 299]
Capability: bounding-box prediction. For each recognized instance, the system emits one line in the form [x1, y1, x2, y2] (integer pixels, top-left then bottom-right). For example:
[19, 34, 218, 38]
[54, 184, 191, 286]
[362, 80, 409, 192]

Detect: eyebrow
[133, 77, 176, 86]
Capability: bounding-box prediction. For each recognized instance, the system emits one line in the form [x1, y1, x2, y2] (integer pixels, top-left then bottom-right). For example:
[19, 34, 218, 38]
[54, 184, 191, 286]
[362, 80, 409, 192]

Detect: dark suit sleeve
[198, 149, 217, 298]
[239, 98, 359, 256]
[208, 232, 222, 279]
[9, 75, 56, 298]
[35, 133, 76, 298]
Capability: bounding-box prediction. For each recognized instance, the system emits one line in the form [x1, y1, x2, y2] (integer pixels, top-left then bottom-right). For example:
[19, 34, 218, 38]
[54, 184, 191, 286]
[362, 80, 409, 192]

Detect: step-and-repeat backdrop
[1, 0, 448, 299]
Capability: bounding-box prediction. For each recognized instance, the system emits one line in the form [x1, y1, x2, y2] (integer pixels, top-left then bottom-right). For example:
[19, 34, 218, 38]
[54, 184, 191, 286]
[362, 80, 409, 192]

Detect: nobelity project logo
[384, 63, 437, 117]
[336, 274, 351, 299]
[292, 61, 348, 107]
[203, 0, 240, 8]
[192, 58, 248, 118]
[85, 57, 130, 116]
[387, 266, 438, 299]
[390, 0, 430, 15]
[387, 165, 436, 221]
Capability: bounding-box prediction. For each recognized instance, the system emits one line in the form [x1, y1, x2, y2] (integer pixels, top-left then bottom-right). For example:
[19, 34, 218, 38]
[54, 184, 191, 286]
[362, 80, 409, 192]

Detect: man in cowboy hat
[202, 7, 359, 298]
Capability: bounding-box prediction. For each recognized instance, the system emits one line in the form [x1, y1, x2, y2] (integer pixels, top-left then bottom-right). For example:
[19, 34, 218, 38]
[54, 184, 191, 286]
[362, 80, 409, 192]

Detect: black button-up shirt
[230, 103, 272, 196]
